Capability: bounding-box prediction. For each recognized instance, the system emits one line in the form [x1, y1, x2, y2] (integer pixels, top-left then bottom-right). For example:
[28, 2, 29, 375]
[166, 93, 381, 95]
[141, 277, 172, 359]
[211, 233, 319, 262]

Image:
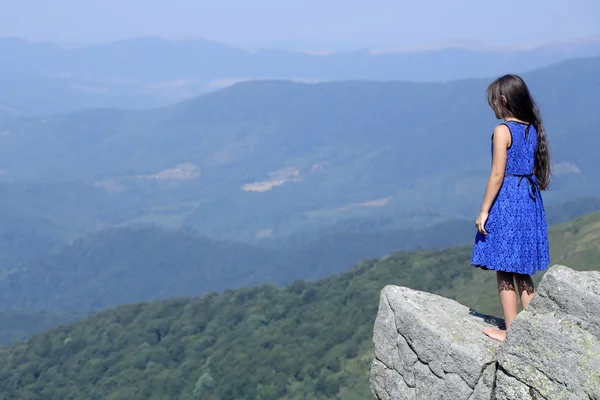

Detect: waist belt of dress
[505, 173, 537, 201]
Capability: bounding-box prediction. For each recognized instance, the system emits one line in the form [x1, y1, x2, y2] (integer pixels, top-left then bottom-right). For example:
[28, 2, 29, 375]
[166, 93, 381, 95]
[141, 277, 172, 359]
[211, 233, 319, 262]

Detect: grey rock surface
[499, 265, 600, 400]
[494, 368, 535, 400]
[370, 285, 503, 400]
[370, 265, 600, 400]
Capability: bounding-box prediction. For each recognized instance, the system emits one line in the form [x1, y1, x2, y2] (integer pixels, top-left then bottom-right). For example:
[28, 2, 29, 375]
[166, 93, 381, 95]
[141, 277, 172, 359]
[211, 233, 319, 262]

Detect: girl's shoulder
[491, 123, 512, 136]
[491, 123, 512, 147]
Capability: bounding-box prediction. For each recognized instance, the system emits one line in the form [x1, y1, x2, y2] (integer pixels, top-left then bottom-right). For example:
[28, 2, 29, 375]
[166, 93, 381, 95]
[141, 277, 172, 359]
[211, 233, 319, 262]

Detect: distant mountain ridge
[0, 55, 598, 242]
[1, 36, 600, 113]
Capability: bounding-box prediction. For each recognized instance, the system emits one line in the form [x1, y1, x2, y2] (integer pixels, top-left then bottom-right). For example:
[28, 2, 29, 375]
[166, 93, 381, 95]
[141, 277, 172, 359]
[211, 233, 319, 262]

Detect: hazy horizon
[1, 0, 599, 51]
[4, 33, 600, 53]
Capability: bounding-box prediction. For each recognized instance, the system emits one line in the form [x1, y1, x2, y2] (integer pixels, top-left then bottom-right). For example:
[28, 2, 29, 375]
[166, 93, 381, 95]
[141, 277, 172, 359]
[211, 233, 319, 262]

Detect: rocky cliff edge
[370, 265, 600, 400]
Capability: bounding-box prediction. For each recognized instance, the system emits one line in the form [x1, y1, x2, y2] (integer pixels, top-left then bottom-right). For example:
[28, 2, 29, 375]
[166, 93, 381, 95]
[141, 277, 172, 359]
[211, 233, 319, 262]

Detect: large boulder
[499, 265, 600, 400]
[369, 285, 504, 399]
[370, 265, 600, 400]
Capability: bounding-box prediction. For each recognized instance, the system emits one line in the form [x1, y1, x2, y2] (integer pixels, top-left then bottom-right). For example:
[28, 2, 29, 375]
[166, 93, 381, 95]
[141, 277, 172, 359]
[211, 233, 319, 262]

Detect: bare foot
[483, 328, 507, 341]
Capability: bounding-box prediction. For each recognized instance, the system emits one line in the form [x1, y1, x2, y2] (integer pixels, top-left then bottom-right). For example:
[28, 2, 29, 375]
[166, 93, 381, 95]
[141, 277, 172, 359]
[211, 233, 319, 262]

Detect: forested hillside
[0, 226, 280, 311]
[0, 211, 598, 399]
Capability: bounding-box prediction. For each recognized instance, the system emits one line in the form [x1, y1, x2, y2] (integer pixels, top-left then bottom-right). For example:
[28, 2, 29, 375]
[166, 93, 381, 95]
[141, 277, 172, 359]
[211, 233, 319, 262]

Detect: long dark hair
[487, 74, 551, 190]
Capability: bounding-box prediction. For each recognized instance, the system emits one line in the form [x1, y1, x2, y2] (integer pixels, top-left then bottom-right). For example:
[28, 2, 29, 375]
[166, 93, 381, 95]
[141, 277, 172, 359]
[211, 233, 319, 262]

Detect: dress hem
[471, 263, 549, 275]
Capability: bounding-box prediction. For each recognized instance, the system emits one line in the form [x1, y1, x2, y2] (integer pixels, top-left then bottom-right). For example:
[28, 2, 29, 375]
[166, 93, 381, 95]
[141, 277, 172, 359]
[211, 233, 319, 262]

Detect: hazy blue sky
[1, 0, 599, 49]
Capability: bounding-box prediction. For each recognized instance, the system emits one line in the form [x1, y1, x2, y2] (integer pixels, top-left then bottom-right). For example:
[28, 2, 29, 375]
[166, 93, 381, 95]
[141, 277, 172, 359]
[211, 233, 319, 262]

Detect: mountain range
[1, 36, 600, 113]
[0, 55, 597, 351]
[0, 38, 599, 399]
[0, 55, 598, 243]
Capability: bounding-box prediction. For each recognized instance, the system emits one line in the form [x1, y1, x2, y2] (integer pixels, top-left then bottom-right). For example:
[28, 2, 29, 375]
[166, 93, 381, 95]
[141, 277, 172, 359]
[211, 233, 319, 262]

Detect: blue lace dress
[471, 121, 550, 275]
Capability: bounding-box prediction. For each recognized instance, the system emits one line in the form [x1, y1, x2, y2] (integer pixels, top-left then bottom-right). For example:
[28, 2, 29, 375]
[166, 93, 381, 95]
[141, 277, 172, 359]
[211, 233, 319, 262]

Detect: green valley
[0, 196, 597, 317]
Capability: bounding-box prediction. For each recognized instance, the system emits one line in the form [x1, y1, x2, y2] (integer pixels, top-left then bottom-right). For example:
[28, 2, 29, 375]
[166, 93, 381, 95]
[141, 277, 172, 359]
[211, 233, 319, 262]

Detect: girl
[471, 74, 551, 342]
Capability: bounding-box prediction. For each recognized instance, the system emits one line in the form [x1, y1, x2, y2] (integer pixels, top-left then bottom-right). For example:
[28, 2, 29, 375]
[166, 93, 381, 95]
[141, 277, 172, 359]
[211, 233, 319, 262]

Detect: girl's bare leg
[483, 271, 518, 341]
[514, 273, 535, 309]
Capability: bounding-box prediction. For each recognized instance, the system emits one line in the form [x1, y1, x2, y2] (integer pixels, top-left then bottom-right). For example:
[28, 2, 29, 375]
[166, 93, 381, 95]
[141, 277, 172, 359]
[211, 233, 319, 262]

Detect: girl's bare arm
[480, 124, 511, 214]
